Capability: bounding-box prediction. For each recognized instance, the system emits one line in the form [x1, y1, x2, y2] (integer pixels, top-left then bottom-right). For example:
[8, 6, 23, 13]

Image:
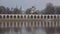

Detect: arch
[0, 15, 2, 18]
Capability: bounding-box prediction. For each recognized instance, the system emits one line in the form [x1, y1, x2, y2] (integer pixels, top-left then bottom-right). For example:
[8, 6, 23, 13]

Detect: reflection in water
[0, 27, 47, 34]
[0, 27, 60, 34]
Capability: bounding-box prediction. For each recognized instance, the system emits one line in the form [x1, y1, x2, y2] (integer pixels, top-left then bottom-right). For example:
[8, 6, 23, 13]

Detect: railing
[0, 14, 60, 19]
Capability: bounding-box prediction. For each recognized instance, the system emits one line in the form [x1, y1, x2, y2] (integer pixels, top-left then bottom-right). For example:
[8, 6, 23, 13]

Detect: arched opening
[3, 15, 5, 19]
[0, 15, 2, 18]
[7, 15, 9, 18]
[31, 15, 33, 18]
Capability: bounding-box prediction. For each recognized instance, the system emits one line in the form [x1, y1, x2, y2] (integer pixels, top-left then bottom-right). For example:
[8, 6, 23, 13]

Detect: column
[23, 15, 24, 19]
[43, 15, 44, 19]
[56, 15, 57, 19]
[29, 15, 31, 19]
[1, 15, 3, 19]
[29, 22, 31, 27]
[16, 22, 18, 27]
[46, 21, 48, 27]
[49, 21, 52, 27]
[33, 15, 34, 19]
[26, 22, 28, 27]
[52, 21, 55, 27]
[43, 21, 45, 27]
[39, 21, 41, 27]
[33, 21, 35, 27]
[5, 22, 7, 28]
[19, 22, 21, 27]
[16, 15, 17, 19]
[23, 22, 25, 27]
[9, 22, 10, 27]
[49, 15, 51, 19]
[39, 15, 41, 19]
[12, 15, 14, 19]
[52, 15, 54, 19]
[12, 22, 14, 28]
[56, 21, 58, 27]
[36, 21, 38, 27]
[1, 22, 3, 28]
[26, 15, 28, 19]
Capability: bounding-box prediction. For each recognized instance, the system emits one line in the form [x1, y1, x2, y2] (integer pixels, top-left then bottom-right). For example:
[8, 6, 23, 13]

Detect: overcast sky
[0, 0, 60, 10]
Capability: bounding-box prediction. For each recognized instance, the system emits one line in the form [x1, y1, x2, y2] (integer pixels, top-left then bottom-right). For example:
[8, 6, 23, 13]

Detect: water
[0, 27, 47, 34]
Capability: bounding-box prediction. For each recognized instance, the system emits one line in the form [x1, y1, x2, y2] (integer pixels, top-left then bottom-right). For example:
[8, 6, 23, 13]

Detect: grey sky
[0, 0, 60, 10]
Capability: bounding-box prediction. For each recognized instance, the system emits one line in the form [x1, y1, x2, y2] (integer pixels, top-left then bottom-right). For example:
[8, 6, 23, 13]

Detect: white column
[26, 15, 28, 19]
[1, 15, 3, 19]
[52, 15, 54, 19]
[36, 21, 38, 27]
[46, 21, 48, 27]
[39, 15, 41, 19]
[19, 22, 21, 27]
[43, 15, 44, 19]
[5, 22, 7, 28]
[19, 15, 21, 19]
[29, 15, 31, 19]
[12, 22, 14, 28]
[33, 21, 35, 27]
[52, 21, 55, 27]
[43, 21, 45, 27]
[49, 21, 51, 27]
[26, 22, 28, 27]
[33, 15, 34, 19]
[16, 22, 18, 27]
[29, 22, 31, 27]
[39, 22, 41, 27]
[23, 22, 25, 27]
[16, 15, 17, 19]
[12, 15, 14, 19]
[1, 22, 3, 28]
[56, 21, 58, 27]
[23, 15, 24, 19]
[9, 22, 10, 27]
